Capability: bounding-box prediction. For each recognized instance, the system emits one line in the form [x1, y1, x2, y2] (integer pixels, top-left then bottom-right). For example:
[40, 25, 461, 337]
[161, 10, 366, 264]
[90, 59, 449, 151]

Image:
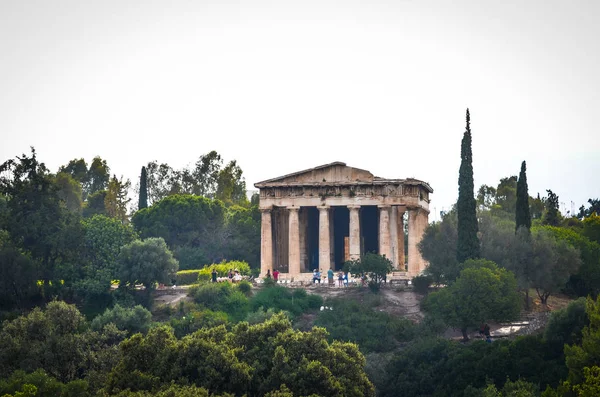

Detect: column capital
[286, 206, 300, 212]
[378, 204, 392, 209]
[260, 207, 273, 213]
[347, 204, 361, 209]
[318, 205, 330, 211]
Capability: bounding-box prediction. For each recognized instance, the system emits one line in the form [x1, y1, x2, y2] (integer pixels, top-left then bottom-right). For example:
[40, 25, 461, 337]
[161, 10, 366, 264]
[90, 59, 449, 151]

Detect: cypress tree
[515, 160, 532, 232]
[456, 109, 480, 263]
[138, 166, 148, 210]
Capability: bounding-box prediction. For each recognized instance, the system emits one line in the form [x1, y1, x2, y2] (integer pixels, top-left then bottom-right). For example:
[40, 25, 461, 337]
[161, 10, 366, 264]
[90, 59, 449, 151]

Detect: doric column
[397, 207, 406, 269]
[390, 206, 399, 267]
[348, 205, 361, 260]
[288, 207, 301, 275]
[407, 208, 429, 276]
[299, 208, 308, 273]
[378, 205, 392, 260]
[319, 206, 331, 269]
[260, 208, 273, 276]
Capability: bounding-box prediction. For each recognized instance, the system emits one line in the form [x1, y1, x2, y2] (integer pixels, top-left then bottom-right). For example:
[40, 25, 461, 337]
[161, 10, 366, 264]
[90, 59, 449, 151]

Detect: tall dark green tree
[138, 166, 148, 210]
[515, 160, 532, 232]
[543, 189, 561, 226]
[456, 108, 480, 263]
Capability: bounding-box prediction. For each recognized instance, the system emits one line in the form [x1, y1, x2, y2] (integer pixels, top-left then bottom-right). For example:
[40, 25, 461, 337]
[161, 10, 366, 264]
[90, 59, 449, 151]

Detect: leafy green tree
[144, 161, 180, 205]
[457, 108, 480, 263]
[543, 190, 561, 227]
[516, 161, 532, 232]
[344, 252, 393, 291]
[54, 172, 83, 213]
[477, 184, 497, 211]
[83, 190, 108, 218]
[118, 238, 178, 290]
[87, 157, 110, 197]
[543, 226, 600, 298]
[132, 195, 227, 263]
[0, 233, 38, 309]
[215, 160, 248, 206]
[0, 148, 84, 286]
[419, 210, 459, 283]
[104, 175, 131, 223]
[493, 176, 518, 218]
[530, 193, 545, 220]
[138, 167, 148, 210]
[582, 213, 600, 245]
[578, 199, 600, 219]
[105, 313, 374, 396]
[91, 304, 152, 335]
[563, 295, 600, 387]
[0, 301, 125, 383]
[530, 228, 581, 304]
[424, 259, 521, 340]
[190, 150, 222, 198]
[224, 205, 260, 267]
[544, 297, 587, 352]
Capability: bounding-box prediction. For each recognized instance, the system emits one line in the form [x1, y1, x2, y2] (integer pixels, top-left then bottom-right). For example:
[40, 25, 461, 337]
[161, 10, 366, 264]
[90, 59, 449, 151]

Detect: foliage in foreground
[105, 313, 374, 397]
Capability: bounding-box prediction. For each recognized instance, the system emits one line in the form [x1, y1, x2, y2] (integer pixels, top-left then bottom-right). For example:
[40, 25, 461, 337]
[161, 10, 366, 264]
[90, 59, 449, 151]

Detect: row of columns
[261, 205, 428, 277]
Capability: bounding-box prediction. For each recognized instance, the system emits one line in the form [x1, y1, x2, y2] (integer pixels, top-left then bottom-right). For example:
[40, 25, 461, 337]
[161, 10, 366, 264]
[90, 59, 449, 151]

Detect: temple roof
[254, 162, 433, 193]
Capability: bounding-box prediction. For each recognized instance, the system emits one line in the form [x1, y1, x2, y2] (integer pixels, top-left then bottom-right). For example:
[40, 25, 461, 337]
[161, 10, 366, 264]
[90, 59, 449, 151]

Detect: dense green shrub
[314, 298, 415, 353]
[544, 297, 587, 351]
[250, 286, 322, 318]
[411, 274, 433, 294]
[170, 309, 229, 338]
[237, 280, 252, 296]
[176, 270, 202, 285]
[91, 304, 152, 335]
[196, 260, 251, 281]
[0, 369, 90, 397]
[378, 335, 566, 396]
[189, 282, 250, 321]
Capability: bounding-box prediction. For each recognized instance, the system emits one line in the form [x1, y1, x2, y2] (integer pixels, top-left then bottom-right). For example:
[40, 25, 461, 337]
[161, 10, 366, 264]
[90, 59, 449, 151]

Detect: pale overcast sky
[1, 0, 599, 219]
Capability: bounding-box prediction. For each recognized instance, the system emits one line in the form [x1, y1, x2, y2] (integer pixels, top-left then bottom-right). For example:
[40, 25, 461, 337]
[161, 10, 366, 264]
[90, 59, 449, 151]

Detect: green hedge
[176, 270, 202, 285]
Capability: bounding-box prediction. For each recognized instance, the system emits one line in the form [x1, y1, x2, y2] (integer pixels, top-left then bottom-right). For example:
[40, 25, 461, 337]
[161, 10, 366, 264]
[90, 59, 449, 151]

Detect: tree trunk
[461, 327, 469, 342]
[525, 289, 530, 311]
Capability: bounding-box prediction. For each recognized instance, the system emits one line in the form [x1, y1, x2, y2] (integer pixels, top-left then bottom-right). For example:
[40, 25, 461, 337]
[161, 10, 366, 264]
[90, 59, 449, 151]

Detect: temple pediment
[255, 162, 375, 187]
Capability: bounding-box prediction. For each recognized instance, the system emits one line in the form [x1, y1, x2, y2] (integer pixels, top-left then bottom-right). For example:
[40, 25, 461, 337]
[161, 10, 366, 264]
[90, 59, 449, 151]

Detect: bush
[189, 282, 250, 321]
[196, 260, 251, 282]
[544, 297, 587, 350]
[176, 270, 202, 285]
[91, 304, 152, 335]
[170, 309, 229, 338]
[314, 298, 415, 353]
[412, 274, 433, 294]
[237, 280, 252, 296]
[251, 286, 322, 318]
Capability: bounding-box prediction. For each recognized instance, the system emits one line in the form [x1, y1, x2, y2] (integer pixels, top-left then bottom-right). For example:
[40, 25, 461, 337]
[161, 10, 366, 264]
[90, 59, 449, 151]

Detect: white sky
[1, 0, 599, 220]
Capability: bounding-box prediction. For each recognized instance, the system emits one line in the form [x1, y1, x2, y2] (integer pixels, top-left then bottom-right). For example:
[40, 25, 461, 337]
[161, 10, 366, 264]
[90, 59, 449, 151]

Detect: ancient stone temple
[254, 162, 432, 279]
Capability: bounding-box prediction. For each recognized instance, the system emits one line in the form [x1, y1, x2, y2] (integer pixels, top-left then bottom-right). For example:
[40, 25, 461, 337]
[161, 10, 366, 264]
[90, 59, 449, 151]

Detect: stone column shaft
[390, 206, 399, 267]
[407, 208, 428, 276]
[348, 205, 361, 260]
[319, 207, 331, 269]
[288, 207, 301, 275]
[379, 205, 392, 260]
[397, 209, 406, 269]
[260, 208, 273, 276]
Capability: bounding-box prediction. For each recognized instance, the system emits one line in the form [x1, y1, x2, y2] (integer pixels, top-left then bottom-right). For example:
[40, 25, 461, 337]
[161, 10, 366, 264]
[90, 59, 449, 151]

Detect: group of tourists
[211, 268, 243, 283]
[312, 268, 348, 287]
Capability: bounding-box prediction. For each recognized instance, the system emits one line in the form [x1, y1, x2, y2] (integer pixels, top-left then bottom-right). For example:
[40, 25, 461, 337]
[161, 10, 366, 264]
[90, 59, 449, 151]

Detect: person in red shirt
[273, 269, 280, 282]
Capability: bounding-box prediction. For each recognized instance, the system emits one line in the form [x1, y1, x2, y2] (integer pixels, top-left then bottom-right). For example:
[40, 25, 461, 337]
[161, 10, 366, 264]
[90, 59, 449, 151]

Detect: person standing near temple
[211, 268, 218, 283]
[327, 268, 334, 287]
[273, 269, 280, 282]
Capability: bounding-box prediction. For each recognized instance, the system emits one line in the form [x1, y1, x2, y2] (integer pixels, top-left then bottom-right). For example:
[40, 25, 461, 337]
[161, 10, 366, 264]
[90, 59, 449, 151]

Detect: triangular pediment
[255, 162, 374, 187]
